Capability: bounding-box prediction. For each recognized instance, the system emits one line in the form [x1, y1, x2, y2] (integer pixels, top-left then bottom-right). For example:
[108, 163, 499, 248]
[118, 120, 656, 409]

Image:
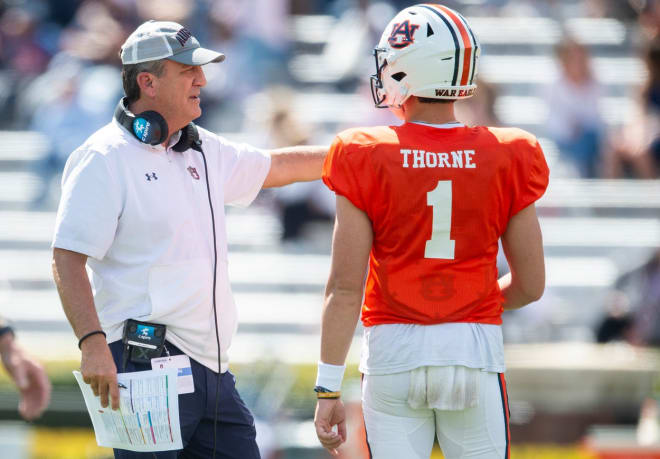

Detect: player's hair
[418, 97, 454, 104]
[121, 59, 167, 104]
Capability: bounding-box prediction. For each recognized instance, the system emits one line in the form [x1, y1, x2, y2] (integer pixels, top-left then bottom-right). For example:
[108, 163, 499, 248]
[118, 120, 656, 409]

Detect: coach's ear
[136, 71, 158, 98]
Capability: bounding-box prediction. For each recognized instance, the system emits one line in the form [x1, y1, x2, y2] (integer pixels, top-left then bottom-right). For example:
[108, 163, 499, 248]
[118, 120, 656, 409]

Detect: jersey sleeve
[52, 149, 122, 260]
[322, 136, 370, 212]
[509, 135, 549, 217]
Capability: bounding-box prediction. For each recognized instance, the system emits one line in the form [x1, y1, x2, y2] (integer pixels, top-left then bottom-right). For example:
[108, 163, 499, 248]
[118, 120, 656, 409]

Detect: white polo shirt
[53, 119, 271, 372]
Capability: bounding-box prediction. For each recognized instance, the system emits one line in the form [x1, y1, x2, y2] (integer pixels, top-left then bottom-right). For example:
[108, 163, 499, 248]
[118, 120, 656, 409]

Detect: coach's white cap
[120, 20, 225, 65]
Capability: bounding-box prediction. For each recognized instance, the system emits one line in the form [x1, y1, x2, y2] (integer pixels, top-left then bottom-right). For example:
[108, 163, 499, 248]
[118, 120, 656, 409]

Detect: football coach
[52, 20, 326, 458]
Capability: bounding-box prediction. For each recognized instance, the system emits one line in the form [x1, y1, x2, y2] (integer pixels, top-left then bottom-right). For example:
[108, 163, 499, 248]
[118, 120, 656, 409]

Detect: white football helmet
[370, 3, 481, 109]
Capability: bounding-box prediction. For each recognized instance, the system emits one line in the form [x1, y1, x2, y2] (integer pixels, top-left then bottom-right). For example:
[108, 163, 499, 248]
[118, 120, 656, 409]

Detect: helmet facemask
[369, 48, 388, 108]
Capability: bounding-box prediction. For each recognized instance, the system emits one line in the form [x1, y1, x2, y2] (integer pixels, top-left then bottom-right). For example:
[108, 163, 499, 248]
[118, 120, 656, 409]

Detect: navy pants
[108, 340, 260, 459]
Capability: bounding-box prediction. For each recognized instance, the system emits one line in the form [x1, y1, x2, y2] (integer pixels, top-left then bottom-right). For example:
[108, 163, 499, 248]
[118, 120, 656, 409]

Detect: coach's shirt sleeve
[52, 149, 121, 260]
[216, 136, 271, 207]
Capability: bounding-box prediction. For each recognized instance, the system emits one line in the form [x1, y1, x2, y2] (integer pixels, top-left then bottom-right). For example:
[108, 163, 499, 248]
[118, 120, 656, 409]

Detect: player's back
[323, 122, 548, 327]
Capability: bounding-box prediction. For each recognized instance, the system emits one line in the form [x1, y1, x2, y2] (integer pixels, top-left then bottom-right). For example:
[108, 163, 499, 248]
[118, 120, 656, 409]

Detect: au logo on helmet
[388, 20, 420, 49]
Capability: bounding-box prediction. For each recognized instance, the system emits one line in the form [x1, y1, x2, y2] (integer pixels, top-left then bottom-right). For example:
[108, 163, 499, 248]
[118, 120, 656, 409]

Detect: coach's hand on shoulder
[80, 334, 119, 410]
[314, 399, 346, 456]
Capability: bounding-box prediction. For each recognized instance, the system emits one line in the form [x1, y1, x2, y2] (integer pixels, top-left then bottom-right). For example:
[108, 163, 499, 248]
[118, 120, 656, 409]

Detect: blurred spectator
[544, 37, 605, 178]
[0, 6, 51, 76]
[634, 0, 660, 39]
[0, 318, 51, 421]
[201, 1, 259, 131]
[247, 86, 334, 242]
[27, 62, 122, 208]
[596, 249, 660, 346]
[0, 4, 54, 127]
[603, 37, 660, 178]
[20, 1, 125, 208]
[595, 290, 633, 343]
[455, 77, 500, 127]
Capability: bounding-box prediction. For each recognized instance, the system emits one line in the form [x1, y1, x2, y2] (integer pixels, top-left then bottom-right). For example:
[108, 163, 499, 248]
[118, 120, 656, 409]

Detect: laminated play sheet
[73, 368, 182, 452]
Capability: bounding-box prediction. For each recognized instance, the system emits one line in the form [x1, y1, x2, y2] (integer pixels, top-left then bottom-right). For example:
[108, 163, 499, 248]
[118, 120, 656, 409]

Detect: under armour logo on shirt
[145, 172, 158, 181]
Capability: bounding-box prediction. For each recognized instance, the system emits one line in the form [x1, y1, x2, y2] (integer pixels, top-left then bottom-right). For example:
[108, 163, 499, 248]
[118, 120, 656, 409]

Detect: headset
[114, 97, 223, 458]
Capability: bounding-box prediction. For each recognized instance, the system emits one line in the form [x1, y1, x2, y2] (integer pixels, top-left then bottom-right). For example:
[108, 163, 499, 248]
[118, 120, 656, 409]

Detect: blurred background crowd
[1, 0, 660, 458]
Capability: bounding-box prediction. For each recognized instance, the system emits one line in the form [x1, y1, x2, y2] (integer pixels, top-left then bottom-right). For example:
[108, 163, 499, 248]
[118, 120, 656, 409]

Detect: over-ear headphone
[114, 97, 201, 152]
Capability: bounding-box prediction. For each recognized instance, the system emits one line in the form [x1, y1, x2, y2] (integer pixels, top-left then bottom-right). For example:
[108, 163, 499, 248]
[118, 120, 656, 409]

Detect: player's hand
[80, 334, 119, 410]
[314, 398, 346, 456]
[0, 334, 51, 420]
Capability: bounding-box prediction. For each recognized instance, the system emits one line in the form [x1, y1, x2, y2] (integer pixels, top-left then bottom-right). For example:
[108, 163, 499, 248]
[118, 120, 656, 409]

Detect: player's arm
[314, 195, 373, 456]
[321, 195, 372, 364]
[52, 248, 119, 410]
[262, 145, 328, 188]
[498, 203, 545, 310]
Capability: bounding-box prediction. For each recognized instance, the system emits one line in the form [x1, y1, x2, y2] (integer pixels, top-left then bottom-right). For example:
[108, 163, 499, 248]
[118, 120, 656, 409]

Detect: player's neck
[402, 98, 458, 125]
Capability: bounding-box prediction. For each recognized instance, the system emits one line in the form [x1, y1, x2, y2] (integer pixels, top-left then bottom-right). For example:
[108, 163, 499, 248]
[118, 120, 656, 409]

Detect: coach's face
[153, 60, 207, 132]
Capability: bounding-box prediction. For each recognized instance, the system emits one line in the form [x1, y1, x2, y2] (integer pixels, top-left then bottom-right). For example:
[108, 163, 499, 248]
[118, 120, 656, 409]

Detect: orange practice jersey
[322, 122, 549, 327]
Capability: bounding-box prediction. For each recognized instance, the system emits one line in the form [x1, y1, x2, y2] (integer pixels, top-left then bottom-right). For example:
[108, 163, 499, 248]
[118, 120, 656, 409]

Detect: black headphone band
[114, 97, 200, 152]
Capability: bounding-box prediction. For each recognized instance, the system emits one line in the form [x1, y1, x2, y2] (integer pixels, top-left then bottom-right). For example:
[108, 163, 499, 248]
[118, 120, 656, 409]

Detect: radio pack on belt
[122, 319, 166, 365]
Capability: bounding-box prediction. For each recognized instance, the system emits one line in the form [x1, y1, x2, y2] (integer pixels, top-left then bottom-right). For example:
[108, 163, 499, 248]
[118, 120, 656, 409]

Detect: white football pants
[362, 367, 510, 459]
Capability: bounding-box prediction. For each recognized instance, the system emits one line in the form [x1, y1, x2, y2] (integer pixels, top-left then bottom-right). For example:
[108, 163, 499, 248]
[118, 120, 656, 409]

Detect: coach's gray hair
[121, 59, 167, 104]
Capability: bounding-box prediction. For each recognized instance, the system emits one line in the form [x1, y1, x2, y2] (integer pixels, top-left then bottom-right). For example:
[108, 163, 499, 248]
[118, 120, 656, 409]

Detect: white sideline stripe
[1, 212, 657, 250]
[0, 173, 41, 203]
[0, 210, 281, 245]
[290, 15, 627, 46]
[494, 96, 633, 126]
[1, 289, 323, 325]
[540, 218, 660, 248]
[469, 17, 626, 46]
[0, 247, 622, 288]
[540, 179, 660, 208]
[290, 54, 644, 86]
[0, 131, 50, 161]
[14, 330, 363, 364]
[480, 55, 644, 85]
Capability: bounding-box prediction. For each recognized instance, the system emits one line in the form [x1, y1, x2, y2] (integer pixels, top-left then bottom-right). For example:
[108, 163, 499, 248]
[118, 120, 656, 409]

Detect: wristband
[0, 326, 14, 339]
[315, 361, 346, 393]
[78, 330, 106, 349]
[314, 386, 341, 399]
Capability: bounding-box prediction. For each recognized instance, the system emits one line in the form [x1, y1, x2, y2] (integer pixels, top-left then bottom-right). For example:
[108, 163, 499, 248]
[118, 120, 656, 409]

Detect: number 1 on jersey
[424, 180, 455, 259]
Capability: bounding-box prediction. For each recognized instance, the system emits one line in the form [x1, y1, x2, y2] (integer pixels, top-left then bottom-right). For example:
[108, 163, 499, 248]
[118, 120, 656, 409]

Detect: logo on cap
[176, 28, 192, 47]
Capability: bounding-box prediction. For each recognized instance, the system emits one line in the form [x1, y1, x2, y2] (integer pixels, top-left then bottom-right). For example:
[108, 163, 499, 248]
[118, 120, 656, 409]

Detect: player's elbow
[517, 275, 545, 305]
[325, 279, 364, 309]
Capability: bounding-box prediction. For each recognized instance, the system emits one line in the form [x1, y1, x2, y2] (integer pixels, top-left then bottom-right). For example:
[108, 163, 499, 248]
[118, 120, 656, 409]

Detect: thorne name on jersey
[401, 149, 476, 169]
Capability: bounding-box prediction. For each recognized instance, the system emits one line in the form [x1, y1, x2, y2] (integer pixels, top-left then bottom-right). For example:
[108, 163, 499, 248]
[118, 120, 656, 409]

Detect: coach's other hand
[81, 334, 119, 410]
[314, 398, 346, 456]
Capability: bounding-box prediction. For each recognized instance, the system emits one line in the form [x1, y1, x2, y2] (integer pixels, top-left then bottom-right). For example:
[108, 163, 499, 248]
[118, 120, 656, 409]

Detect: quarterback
[313, 4, 548, 459]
